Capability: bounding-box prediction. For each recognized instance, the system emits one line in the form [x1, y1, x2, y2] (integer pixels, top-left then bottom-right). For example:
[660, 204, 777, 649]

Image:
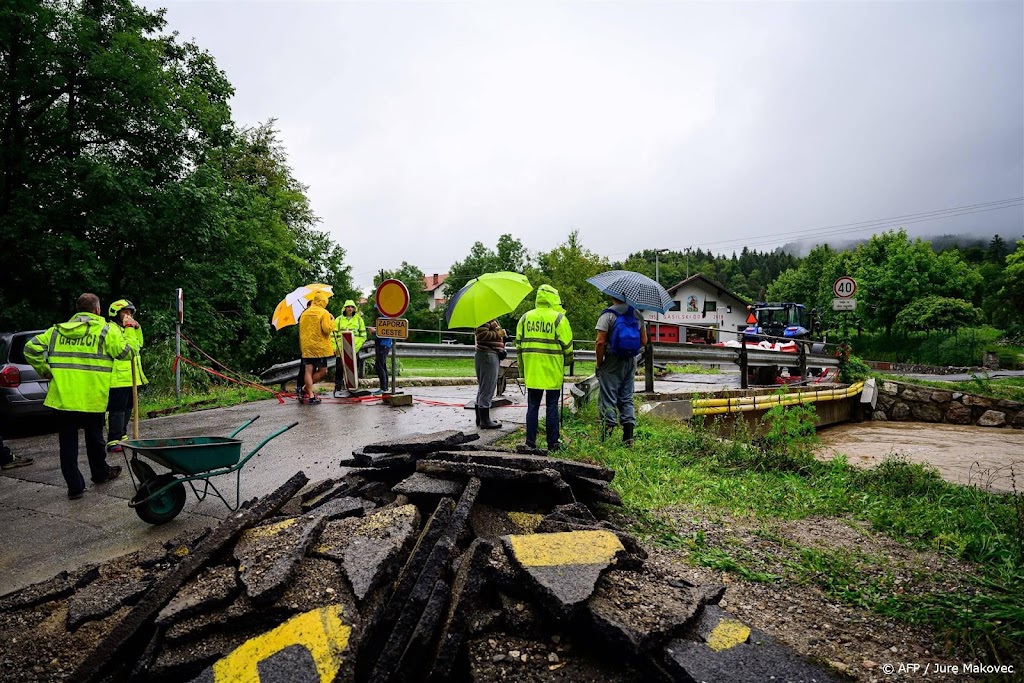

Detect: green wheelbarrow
[121, 415, 298, 525]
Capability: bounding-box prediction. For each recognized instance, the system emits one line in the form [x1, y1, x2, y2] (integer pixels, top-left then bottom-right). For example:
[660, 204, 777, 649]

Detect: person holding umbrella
[445, 271, 534, 428]
[586, 270, 673, 446]
[474, 319, 506, 429]
[595, 296, 647, 445]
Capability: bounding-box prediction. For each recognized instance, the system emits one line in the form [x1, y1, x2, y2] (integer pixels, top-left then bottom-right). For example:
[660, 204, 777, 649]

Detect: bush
[851, 326, 1004, 366]
[142, 337, 213, 397]
[840, 354, 871, 383]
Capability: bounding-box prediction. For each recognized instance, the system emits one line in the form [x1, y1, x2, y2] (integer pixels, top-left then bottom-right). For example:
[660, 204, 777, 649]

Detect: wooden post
[799, 340, 808, 383]
[739, 341, 749, 390]
[644, 322, 654, 393]
[130, 358, 140, 439]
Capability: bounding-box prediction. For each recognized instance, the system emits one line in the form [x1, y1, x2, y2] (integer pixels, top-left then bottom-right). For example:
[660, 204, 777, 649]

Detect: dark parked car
[0, 330, 53, 422]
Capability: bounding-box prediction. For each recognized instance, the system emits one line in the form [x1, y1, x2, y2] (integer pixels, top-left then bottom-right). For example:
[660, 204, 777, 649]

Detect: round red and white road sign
[375, 279, 410, 318]
[833, 276, 857, 298]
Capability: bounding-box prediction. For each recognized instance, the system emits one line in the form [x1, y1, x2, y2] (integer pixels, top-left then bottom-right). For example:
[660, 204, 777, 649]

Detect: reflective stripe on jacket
[110, 325, 147, 388]
[24, 313, 134, 413]
[516, 308, 573, 390]
[332, 314, 367, 355]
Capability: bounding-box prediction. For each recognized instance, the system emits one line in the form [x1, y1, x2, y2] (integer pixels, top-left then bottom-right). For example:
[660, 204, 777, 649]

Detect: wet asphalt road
[0, 385, 527, 595]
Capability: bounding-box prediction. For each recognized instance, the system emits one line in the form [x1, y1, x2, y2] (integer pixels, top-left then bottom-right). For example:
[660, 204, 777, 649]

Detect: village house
[423, 273, 449, 311]
[645, 273, 751, 343]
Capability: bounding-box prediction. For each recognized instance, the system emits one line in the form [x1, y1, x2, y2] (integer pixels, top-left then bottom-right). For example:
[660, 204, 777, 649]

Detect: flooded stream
[817, 421, 1024, 492]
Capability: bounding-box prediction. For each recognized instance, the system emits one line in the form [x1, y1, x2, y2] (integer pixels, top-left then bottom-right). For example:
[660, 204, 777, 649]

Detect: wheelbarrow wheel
[134, 473, 186, 525]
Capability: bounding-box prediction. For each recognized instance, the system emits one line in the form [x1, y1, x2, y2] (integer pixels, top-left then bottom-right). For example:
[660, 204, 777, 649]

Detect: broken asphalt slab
[234, 514, 326, 604]
[314, 504, 422, 603]
[662, 605, 840, 683]
[363, 430, 481, 454]
[502, 530, 626, 617]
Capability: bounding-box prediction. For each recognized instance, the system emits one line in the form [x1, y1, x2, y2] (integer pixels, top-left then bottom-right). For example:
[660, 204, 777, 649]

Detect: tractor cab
[743, 303, 812, 341]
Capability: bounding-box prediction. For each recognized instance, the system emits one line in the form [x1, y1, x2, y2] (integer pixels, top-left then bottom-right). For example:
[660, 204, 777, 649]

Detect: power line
[607, 196, 1022, 258]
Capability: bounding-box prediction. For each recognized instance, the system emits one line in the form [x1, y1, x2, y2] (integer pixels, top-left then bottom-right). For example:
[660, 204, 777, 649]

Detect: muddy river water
[817, 421, 1024, 492]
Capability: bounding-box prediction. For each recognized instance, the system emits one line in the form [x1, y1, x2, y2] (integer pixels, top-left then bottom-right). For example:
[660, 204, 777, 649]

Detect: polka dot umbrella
[585, 270, 674, 313]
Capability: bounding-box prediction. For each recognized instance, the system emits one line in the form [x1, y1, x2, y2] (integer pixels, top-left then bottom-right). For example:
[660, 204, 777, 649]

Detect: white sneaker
[333, 389, 350, 398]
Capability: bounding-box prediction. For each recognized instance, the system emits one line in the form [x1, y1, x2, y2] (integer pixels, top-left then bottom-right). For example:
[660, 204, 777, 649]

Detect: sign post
[175, 288, 183, 401]
[375, 279, 411, 401]
[832, 277, 857, 339]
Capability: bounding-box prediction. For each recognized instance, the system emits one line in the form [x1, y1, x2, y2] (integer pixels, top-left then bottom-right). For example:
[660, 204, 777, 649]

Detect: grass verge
[552, 402, 1024, 662]
[139, 385, 273, 418]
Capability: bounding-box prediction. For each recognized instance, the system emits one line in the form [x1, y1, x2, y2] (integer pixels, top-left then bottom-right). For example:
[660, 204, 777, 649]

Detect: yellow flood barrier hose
[691, 382, 865, 416]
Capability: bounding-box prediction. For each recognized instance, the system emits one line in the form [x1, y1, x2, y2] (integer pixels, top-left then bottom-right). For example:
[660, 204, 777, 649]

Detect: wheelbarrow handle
[229, 415, 261, 438]
[236, 421, 299, 468]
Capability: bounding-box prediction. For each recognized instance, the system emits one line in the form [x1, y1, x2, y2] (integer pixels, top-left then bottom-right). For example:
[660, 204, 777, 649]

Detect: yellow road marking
[211, 605, 351, 682]
[239, 518, 297, 543]
[357, 505, 417, 533]
[707, 619, 750, 651]
[507, 531, 623, 567]
[506, 511, 543, 533]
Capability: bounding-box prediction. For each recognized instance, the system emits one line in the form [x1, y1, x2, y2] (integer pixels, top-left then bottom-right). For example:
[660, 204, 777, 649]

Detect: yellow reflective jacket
[299, 296, 335, 358]
[331, 301, 367, 355]
[24, 313, 135, 413]
[516, 285, 573, 390]
[110, 325, 147, 388]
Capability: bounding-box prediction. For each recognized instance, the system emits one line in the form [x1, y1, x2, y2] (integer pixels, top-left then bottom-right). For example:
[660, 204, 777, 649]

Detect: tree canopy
[0, 0, 352, 373]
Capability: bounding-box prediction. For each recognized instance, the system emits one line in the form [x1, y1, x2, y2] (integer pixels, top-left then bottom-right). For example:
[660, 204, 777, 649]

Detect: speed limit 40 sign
[833, 277, 857, 298]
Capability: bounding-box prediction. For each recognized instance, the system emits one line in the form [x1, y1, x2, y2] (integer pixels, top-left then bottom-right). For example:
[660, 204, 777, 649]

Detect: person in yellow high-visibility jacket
[105, 299, 148, 452]
[331, 300, 366, 397]
[24, 293, 136, 499]
[515, 284, 573, 452]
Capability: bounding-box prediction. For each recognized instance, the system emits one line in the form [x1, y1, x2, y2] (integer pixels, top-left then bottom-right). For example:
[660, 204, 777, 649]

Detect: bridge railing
[258, 338, 839, 389]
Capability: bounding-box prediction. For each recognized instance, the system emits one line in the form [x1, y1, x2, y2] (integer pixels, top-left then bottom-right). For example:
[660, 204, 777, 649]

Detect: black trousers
[375, 343, 389, 393]
[56, 410, 110, 493]
[107, 387, 133, 443]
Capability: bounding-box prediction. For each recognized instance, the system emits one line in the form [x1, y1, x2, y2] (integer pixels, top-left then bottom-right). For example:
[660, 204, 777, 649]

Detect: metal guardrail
[258, 340, 838, 388]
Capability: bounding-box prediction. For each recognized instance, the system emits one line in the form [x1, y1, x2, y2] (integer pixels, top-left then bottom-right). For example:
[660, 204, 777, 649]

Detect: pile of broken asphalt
[0, 430, 839, 682]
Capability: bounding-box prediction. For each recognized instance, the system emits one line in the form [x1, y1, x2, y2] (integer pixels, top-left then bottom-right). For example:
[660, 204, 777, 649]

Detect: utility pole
[654, 248, 669, 285]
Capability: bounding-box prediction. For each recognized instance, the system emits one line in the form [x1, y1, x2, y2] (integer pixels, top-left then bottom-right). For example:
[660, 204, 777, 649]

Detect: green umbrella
[445, 272, 533, 329]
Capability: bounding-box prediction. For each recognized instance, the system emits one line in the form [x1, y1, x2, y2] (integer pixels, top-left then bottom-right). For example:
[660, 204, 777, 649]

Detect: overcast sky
[146, 1, 1024, 288]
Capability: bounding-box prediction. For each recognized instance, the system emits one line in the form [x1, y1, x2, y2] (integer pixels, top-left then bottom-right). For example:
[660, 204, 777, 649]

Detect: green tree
[524, 231, 609, 342]
[445, 234, 528, 299]
[995, 241, 1024, 328]
[0, 1, 352, 374]
[851, 230, 981, 334]
[0, 0, 233, 323]
[894, 296, 984, 334]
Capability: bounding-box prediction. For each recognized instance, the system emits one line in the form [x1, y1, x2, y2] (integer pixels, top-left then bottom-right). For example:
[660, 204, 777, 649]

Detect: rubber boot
[622, 423, 635, 447]
[475, 406, 482, 427]
[479, 407, 502, 430]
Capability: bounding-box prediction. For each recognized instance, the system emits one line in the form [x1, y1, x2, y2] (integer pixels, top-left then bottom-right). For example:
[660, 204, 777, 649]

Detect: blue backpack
[604, 306, 642, 358]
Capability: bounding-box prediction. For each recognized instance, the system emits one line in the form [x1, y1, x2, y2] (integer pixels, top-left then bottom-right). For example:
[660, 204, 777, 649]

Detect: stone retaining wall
[865, 361, 983, 375]
[871, 380, 1024, 429]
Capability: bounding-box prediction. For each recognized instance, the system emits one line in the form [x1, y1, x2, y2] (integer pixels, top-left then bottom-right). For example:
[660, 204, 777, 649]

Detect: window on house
[705, 301, 717, 312]
[669, 300, 681, 311]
